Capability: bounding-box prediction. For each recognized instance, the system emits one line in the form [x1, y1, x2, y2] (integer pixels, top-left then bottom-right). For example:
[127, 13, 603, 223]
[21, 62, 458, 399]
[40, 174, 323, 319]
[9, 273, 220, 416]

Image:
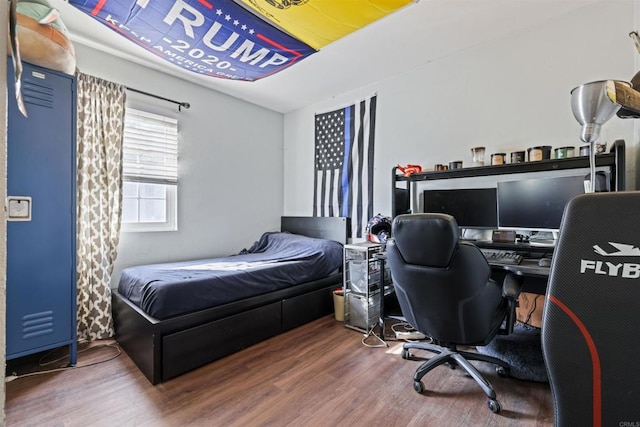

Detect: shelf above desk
[394, 141, 624, 187]
[392, 140, 626, 218]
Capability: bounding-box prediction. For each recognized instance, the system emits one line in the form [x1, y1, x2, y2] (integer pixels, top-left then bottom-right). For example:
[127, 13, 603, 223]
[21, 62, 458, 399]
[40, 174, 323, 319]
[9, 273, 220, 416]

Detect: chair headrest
[391, 213, 459, 267]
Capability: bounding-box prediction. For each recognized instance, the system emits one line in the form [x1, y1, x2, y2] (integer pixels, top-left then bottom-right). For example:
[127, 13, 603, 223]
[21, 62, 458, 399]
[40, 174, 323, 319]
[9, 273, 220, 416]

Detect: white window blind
[123, 109, 178, 184]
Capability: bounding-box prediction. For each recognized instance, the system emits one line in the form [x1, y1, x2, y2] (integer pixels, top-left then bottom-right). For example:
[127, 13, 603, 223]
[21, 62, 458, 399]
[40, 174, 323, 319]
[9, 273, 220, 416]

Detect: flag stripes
[313, 95, 377, 239]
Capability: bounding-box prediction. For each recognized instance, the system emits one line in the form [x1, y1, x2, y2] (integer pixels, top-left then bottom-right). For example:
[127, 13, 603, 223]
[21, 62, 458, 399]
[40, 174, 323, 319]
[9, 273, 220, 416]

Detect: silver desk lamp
[570, 80, 626, 192]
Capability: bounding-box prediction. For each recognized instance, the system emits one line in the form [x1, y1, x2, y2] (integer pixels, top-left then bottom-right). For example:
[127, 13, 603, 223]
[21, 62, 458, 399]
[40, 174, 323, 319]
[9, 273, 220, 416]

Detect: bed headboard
[281, 216, 351, 245]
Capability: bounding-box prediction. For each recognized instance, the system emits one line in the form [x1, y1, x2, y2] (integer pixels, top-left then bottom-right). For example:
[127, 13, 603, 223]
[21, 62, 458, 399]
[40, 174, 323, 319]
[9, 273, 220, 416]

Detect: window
[122, 108, 178, 232]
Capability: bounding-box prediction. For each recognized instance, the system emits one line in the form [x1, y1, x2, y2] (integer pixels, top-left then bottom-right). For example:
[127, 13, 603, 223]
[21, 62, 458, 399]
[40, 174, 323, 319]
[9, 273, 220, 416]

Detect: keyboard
[480, 249, 523, 265]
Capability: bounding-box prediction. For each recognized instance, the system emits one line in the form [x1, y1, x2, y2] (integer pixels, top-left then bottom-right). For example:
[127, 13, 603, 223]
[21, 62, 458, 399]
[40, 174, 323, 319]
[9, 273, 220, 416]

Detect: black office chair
[542, 192, 640, 425]
[386, 213, 521, 413]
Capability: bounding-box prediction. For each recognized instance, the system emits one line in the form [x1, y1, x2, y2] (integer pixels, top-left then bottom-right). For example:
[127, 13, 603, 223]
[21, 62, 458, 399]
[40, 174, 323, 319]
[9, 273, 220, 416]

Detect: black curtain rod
[126, 87, 191, 111]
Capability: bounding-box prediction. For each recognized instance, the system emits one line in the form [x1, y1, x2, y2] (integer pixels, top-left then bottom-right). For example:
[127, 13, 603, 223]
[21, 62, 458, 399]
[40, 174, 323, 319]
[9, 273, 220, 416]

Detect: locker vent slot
[23, 81, 54, 109]
[22, 311, 54, 339]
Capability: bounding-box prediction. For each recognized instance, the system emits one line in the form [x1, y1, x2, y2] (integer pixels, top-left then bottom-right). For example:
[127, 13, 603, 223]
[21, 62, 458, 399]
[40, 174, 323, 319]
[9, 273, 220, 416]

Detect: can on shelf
[554, 146, 575, 159]
[510, 151, 526, 163]
[527, 146, 551, 161]
[471, 146, 486, 167]
[579, 143, 607, 156]
[491, 153, 506, 165]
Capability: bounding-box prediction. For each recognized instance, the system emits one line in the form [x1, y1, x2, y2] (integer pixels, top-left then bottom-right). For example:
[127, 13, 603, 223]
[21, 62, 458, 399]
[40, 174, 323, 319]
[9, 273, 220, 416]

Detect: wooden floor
[5, 316, 553, 426]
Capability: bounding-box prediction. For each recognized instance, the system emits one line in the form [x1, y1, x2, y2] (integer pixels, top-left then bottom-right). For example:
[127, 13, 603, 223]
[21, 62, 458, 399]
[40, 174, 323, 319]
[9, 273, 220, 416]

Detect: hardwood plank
[6, 316, 553, 426]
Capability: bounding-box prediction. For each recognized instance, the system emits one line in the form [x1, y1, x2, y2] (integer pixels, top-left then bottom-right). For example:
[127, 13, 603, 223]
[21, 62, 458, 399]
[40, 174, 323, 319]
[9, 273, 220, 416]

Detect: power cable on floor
[6, 342, 121, 382]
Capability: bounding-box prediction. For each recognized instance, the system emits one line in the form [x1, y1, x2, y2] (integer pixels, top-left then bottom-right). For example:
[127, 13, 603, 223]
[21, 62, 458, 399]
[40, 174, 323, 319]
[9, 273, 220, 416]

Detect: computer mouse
[538, 258, 552, 268]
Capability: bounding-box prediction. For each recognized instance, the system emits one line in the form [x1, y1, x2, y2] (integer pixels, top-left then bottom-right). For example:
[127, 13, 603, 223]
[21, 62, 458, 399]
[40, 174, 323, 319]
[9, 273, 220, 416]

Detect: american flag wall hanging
[313, 95, 377, 239]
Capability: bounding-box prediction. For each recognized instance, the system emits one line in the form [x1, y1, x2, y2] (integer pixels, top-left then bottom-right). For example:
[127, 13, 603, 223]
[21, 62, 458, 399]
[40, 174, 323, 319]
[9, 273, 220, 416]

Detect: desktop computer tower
[343, 242, 389, 333]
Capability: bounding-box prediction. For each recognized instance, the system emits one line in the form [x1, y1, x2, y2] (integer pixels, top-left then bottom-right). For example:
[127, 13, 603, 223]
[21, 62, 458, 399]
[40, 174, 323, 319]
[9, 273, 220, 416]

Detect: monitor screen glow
[423, 188, 497, 229]
[497, 175, 586, 232]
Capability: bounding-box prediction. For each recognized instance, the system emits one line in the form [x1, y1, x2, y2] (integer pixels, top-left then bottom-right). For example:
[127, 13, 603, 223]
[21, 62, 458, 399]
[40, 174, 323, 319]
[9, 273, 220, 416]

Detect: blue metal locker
[6, 60, 77, 364]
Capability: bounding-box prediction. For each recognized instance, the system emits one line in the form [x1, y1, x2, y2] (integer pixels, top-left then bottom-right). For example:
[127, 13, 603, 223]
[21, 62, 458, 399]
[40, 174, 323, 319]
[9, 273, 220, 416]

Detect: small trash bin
[333, 288, 344, 322]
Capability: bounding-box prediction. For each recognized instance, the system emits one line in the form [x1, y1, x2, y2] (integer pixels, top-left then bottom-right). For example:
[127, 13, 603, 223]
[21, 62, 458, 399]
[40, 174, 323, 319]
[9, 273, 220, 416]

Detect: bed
[112, 216, 350, 384]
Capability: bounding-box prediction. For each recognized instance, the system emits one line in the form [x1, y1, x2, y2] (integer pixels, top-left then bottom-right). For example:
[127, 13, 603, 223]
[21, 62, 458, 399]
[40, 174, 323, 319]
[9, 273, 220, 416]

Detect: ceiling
[50, 0, 602, 113]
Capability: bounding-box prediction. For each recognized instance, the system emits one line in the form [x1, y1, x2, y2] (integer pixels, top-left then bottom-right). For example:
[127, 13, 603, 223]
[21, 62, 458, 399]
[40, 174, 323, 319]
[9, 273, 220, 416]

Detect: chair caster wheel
[496, 367, 508, 377]
[413, 381, 424, 393]
[401, 349, 411, 360]
[488, 399, 502, 413]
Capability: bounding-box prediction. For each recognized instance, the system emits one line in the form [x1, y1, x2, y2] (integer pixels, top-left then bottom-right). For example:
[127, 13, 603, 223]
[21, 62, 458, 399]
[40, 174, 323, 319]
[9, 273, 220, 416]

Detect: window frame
[121, 182, 178, 232]
[120, 107, 179, 233]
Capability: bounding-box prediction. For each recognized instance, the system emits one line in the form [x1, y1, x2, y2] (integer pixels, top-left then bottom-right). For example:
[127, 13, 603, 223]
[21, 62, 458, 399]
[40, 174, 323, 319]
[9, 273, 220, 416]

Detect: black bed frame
[113, 216, 350, 384]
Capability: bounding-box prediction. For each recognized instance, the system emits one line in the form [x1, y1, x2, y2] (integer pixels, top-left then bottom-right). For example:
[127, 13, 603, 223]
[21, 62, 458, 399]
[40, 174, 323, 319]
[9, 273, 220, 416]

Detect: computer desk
[471, 239, 553, 295]
[504, 259, 550, 277]
[488, 259, 550, 295]
[378, 254, 551, 342]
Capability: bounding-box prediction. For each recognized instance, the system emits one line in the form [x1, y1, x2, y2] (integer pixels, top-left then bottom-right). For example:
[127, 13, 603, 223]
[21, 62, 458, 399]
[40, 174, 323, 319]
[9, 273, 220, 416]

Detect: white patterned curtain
[76, 72, 126, 341]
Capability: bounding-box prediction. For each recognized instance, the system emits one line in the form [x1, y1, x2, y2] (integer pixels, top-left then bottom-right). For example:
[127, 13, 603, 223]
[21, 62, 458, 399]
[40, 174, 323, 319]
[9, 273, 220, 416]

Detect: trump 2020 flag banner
[68, 0, 316, 81]
[313, 95, 377, 239]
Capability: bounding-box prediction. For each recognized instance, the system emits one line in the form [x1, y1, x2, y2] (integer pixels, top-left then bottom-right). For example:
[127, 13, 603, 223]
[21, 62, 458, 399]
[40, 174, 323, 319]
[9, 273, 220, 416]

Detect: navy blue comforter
[118, 232, 343, 320]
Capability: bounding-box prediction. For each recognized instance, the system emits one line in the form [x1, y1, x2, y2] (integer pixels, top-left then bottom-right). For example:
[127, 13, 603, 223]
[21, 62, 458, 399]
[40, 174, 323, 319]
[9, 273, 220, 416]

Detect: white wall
[72, 44, 285, 286]
[283, 1, 637, 223]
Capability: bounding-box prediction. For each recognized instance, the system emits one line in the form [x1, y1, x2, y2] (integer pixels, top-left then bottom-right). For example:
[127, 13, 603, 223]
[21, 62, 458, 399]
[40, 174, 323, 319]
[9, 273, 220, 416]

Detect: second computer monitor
[497, 175, 586, 232]
[423, 188, 497, 229]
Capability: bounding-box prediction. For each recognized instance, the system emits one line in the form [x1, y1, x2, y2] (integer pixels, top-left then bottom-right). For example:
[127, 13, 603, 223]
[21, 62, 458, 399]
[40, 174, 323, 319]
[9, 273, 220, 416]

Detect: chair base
[402, 342, 510, 411]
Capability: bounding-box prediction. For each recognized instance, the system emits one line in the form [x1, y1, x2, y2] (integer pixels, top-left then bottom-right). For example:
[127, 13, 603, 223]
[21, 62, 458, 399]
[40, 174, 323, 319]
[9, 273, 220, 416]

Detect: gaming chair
[387, 213, 521, 413]
[542, 191, 640, 425]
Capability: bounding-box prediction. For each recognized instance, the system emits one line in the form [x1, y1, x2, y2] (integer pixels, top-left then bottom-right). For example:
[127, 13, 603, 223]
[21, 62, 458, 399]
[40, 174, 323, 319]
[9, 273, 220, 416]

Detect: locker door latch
[7, 196, 32, 221]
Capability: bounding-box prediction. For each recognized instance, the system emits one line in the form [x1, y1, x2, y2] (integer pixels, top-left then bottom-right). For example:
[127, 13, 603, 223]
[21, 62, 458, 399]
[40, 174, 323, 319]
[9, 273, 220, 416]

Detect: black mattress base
[113, 274, 341, 384]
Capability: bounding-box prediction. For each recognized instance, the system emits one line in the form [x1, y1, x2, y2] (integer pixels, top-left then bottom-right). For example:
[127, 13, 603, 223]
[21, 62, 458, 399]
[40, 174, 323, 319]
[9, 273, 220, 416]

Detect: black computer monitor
[423, 188, 497, 229]
[497, 175, 586, 233]
[394, 187, 410, 216]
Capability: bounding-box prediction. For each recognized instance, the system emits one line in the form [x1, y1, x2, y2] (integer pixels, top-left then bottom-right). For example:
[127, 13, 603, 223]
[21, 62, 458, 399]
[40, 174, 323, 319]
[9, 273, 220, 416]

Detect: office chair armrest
[500, 273, 523, 335]
[502, 273, 523, 300]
